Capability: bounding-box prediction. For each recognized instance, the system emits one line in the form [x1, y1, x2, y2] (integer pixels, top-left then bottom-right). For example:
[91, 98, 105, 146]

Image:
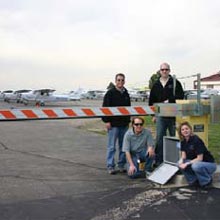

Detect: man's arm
[175, 80, 184, 100]
[123, 132, 136, 175]
[125, 151, 136, 175]
[146, 130, 155, 156]
[102, 91, 111, 123]
[148, 86, 157, 123]
[147, 146, 155, 157]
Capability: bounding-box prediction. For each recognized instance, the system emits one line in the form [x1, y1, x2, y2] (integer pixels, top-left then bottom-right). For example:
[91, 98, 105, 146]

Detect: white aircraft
[4, 89, 32, 103]
[84, 90, 106, 99]
[128, 89, 148, 102]
[20, 89, 81, 106]
[0, 90, 14, 101]
[68, 90, 83, 101]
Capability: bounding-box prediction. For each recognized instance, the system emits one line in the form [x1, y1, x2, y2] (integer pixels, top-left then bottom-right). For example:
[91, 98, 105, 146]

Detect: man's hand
[147, 147, 155, 158]
[105, 122, 111, 130]
[151, 116, 156, 123]
[128, 164, 136, 176]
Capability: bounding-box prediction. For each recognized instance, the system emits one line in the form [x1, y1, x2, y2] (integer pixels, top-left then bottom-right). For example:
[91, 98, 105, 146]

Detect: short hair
[131, 116, 145, 125]
[115, 73, 125, 80]
[160, 62, 170, 70]
[177, 121, 192, 140]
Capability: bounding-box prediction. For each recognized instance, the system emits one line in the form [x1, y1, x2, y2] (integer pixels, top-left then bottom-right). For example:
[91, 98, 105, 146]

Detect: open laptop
[147, 136, 180, 185]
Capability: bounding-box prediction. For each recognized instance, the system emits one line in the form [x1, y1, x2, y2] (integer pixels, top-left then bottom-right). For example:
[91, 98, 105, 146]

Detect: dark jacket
[148, 76, 184, 106]
[102, 86, 131, 127]
[181, 135, 215, 162]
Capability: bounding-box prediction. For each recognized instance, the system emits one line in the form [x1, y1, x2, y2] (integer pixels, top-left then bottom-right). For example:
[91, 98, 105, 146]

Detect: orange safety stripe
[0, 110, 16, 119]
[21, 110, 38, 118]
[63, 109, 77, 117]
[133, 106, 147, 114]
[42, 109, 58, 118]
[117, 107, 130, 115]
[100, 107, 113, 116]
[82, 108, 96, 116]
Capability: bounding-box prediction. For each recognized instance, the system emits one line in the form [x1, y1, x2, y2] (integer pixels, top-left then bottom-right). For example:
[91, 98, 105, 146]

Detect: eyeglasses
[133, 123, 143, 126]
[160, 69, 170, 71]
[117, 79, 125, 82]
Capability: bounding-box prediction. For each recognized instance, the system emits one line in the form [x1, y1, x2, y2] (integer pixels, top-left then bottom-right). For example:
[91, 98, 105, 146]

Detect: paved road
[0, 101, 220, 220]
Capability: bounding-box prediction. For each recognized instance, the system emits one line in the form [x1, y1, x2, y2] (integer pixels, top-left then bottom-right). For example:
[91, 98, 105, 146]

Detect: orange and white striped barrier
[0, 106, 155, 121]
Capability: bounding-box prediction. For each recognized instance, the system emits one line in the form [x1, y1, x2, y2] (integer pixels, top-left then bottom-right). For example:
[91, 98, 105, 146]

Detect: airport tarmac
[0, 100, 220, 220]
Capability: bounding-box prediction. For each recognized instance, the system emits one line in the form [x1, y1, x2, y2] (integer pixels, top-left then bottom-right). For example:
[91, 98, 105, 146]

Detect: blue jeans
[155, 116, 175, 164]
[180, 160, 217, 186]
[126, 148, 154, 179]
[106, 126, 128, 169]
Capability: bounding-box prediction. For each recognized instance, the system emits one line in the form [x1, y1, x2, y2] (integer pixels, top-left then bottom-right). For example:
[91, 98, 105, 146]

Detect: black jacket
[181, 135, 215, 162]
[148, 76, 184, 106]
[102, 86, 131, 127]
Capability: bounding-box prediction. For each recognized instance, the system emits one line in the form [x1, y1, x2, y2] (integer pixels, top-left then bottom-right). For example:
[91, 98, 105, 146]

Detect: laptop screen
[163, 136, 180, 165]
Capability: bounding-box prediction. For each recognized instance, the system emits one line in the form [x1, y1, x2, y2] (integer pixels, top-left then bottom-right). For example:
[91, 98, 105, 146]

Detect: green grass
[209, 123, 220, 163]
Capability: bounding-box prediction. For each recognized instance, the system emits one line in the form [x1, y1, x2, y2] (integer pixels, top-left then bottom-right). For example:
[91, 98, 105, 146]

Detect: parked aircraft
[0, 90, 14, 101]
[4, 89, 32, 103]
[68, 90, 84, 101]
[84, 90, 106, 99]
[20, 89, 81, 106]
[128, 89, 149, 102]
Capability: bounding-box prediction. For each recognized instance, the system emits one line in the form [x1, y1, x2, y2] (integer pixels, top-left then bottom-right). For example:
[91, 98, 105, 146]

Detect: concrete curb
[158, 165, 220, 189]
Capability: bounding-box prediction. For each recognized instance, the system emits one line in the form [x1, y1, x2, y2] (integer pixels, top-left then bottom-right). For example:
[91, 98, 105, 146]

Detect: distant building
[194, 71, 220, 89]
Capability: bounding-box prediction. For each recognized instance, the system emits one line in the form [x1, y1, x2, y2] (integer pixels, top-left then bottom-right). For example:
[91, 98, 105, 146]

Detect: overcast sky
[1, 0, 220, 92]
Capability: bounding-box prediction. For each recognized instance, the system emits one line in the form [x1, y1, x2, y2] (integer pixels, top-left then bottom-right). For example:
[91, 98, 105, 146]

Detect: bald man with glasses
[149, 62, 184, 166]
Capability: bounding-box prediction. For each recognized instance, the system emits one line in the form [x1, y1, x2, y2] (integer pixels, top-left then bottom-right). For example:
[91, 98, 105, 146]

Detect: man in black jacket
[149, 63, 184, 165]
[102, 73, 131, 174]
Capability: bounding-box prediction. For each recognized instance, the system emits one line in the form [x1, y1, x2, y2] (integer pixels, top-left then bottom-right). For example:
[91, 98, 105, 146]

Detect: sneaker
[108, 168, 116, 175]
[189, 180, 200, 187]
[145, 171, 152, 177]
[118, 167, 126, 173]
[201, 179, 213, 190]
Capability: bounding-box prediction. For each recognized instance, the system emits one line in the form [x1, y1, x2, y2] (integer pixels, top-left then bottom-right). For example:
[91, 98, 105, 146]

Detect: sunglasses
[133, 123, 143, 126]
[160, 69, 170, 71]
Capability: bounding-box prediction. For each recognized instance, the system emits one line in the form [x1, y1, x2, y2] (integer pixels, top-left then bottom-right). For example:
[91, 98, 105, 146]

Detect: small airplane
[0, 90, 14, 101]
[68, 90, 83, 101]
[20, 89, 81, 106]
[84, 90, 106, 99]
[128, 89, 148, 102]
[4, 89, 32, 103]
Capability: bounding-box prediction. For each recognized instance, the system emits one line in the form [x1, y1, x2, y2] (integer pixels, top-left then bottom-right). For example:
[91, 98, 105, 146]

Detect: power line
[177, 74, 199, 80]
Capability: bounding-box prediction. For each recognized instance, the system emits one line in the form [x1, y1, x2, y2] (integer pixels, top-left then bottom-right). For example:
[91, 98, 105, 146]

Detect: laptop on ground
[147, 136, 180, 185]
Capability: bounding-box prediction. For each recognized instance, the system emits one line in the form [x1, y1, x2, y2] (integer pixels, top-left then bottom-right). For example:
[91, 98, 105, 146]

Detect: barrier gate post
[154, 100, 210, 147]
[176, 100, 210, 146]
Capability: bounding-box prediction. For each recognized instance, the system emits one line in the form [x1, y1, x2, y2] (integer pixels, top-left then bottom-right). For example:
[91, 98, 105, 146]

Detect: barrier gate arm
[1, 96, 219, 122]
[0, 106, 156, 121]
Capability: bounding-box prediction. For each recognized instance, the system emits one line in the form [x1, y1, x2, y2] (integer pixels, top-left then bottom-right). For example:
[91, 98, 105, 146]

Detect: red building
[194, 71, 220, 89]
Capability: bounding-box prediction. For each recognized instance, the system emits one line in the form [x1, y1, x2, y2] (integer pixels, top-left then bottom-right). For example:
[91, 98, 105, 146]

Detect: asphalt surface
[0, 101, 220, 220]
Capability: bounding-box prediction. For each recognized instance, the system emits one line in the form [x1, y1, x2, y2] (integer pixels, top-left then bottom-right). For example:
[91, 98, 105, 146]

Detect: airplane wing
[34, 89, 56, 94]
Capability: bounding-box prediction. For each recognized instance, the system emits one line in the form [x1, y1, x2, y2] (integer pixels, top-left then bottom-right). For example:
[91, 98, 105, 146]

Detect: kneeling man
[122, 116, 155, 178]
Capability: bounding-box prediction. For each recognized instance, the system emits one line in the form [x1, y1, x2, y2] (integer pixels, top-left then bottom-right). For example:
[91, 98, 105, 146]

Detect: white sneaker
[108, 168, 116, 175]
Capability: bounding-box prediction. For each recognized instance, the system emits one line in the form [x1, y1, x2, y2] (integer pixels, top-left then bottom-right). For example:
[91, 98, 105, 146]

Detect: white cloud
[0, 0, 220, 91]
